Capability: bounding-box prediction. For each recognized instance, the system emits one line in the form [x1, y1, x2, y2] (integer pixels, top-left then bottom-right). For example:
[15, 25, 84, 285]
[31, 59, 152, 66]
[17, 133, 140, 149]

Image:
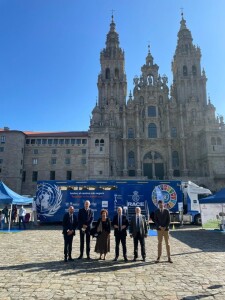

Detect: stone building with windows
[0, 15, 225, 195]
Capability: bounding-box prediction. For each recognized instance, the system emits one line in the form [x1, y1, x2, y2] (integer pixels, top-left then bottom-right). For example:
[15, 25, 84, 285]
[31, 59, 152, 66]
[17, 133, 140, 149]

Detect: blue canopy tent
[199, 188, 225, 203]
[0, 181, 33, 231]
[199, 188, 225, 230]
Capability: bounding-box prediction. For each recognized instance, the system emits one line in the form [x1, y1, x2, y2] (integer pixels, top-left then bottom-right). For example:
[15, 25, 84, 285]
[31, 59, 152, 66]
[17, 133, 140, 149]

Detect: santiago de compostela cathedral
[0, 14, 225, 196]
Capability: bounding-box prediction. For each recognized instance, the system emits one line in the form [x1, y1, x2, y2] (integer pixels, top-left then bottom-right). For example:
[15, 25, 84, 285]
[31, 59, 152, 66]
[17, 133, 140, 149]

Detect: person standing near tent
[11, 205, 17, 223]
[19, 205, 26, 229]
[2, 205, 9, 223]
[0, 210, 4, 229]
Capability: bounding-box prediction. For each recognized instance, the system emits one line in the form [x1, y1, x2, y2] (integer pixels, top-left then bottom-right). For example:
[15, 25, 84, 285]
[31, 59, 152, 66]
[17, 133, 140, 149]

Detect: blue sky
[0, 0, 224, 132]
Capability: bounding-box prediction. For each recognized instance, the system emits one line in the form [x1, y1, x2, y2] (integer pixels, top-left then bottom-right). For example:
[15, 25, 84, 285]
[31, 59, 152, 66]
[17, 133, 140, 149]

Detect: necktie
[137, 216, 140, 229]
[118, 216, 121, 231]
[70, 214, 73, 224]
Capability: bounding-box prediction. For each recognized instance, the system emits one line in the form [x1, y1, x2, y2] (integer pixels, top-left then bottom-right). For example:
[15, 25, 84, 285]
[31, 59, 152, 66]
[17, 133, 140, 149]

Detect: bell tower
[171, 13, 207, 109]
[89, 16, 127, 178]
[97, 15, 127, 110]
[171, 13, 210, 177]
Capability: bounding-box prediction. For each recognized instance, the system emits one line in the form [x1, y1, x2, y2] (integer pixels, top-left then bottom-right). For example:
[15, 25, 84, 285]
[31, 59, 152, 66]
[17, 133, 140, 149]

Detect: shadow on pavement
[180, 284, 224, 299]
[170, 229, 225, 252]
[0, 258, 156, 275]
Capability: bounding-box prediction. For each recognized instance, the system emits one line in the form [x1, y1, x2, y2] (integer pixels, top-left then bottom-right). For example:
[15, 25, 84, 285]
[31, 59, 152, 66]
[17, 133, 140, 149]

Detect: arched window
[211, 137, 216, 145]
[143, 151, 163, 161]
[148, 123, 157, 138]
[105, 68, 110, 79]
[95, 139, 99, 147]
[115, 68, 119, 79]
[128, 128, 134, 139]
[183, 66, 188, 76]
[147, 75, 153, 85]
[154, 152, 163, 160]
[148, 106, 156, 117]
[192, 65, 197, 76]
[172, 151, 179, 168]
[100, 139, 104, 146]
[217, 137, 222, 145]
[128, 151, 135, 167]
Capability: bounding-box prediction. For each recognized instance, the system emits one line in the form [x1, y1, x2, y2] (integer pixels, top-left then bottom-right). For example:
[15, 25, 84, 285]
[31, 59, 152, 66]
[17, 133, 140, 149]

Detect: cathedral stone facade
[0, 15, 225, 195]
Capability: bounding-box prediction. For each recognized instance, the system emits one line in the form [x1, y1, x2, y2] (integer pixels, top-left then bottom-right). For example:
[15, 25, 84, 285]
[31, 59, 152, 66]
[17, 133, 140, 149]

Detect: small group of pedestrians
[0, 205, 9, 229]
[62, 200, 173, 263]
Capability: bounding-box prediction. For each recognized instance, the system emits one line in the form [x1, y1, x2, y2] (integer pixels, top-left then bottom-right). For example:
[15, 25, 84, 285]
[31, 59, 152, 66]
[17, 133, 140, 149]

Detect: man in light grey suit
[129, 207, 148, 261]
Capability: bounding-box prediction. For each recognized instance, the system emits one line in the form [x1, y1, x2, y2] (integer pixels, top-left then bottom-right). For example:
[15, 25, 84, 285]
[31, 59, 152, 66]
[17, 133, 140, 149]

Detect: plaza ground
[0, 225, 225, 300]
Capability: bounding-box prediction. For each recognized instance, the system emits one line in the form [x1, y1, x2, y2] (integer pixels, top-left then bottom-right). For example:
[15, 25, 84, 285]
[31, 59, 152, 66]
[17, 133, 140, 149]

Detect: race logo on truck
[36, 183, 62, 217]
[127, 191, 145, 207]
[152, 184, 177, 209]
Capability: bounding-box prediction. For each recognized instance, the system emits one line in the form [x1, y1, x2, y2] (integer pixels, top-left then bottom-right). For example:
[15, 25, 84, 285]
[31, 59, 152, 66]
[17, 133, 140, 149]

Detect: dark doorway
[155, 163, 164, 179]
[143, 163, 152, 179]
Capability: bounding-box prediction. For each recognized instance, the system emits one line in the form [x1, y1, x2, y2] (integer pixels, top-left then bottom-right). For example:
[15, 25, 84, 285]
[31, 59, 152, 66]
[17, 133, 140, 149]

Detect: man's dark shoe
[155, 257, 160, 263]
[142, 257, 146, 262]
[64, 258, 68, 262]
[68, 257, 74, 261]
[133, 257, 137, 262]
[124, 257, 128, 262]
[168, 257, 173, 263]
[87, 256, 91, 260]
[77, 255, 83, 259]
[113, 257, 118, 261]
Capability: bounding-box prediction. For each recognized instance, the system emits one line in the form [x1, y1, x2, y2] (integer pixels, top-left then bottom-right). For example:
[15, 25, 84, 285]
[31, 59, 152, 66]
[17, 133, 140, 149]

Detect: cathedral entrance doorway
[143, 163, 152, 179]
[143, 151, 164, 179]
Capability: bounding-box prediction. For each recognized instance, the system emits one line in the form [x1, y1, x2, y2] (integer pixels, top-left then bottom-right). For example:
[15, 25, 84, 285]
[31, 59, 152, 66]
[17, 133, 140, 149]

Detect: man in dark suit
[112, 207, 129, 261]
[129, 207, 148, 262]
[154, 200, 173, 263]
[62, 206, 78, 262]
[77, 200, 93, 259]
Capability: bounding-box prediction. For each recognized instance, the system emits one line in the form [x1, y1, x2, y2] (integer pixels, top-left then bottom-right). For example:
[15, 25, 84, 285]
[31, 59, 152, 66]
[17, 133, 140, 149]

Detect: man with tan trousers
[154, 200, 173, 263]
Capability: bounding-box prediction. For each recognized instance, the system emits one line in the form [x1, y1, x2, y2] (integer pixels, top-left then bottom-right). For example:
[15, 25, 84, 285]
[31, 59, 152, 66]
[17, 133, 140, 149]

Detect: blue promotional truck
[35, 179, 211, 224]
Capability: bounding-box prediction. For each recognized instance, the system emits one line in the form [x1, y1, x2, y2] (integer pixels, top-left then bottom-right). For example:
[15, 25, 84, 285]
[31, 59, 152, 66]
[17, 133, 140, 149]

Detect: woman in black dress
[95, 209, 111, 260]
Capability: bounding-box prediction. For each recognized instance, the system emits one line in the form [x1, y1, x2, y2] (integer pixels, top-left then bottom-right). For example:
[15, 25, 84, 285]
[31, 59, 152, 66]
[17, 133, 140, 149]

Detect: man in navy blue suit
[77, 200, 93, 259]
[62, 206, 78, 262]
[112, 207, 129, 261]
[129, 207, 148, 262]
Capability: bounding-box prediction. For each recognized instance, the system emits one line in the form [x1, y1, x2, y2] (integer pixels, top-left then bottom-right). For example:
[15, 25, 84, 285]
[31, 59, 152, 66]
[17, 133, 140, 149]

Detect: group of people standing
[62, 200, 173, 263]
[0, 205, 28, 230]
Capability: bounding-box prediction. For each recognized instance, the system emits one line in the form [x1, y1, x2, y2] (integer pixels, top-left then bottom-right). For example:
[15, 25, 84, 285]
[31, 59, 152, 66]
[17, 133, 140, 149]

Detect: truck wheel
[194, 214, 202, 226]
